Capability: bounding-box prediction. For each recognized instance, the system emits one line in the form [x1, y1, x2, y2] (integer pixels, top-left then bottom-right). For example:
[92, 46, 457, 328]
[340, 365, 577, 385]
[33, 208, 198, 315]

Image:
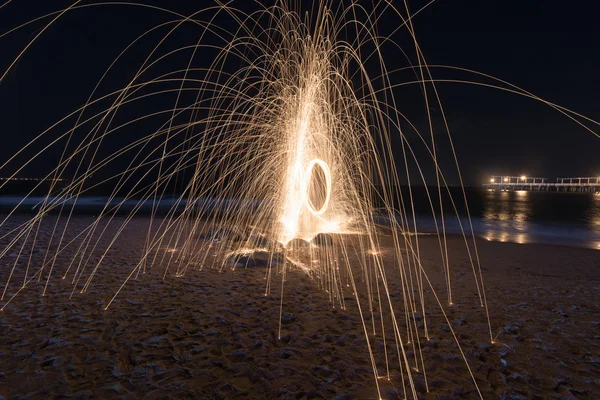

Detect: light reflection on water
[396, 188, 600, 250]
[482, 191, 531, 244]
[479, 190, 600, 249]
[590, 195, 600, 228]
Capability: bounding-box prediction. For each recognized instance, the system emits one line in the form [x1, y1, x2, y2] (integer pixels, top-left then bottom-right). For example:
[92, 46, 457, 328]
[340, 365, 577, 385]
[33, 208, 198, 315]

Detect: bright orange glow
[304, 159, 332, 216]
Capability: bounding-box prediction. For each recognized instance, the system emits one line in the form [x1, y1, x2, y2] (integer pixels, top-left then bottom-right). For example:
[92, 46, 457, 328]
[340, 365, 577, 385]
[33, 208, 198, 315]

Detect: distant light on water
[516, 233, 527, 244]
[432, 188, 600, 250]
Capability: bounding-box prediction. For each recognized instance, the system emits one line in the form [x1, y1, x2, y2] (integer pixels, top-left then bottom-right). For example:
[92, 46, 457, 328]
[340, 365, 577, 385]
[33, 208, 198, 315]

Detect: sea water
[400, 188, 600, 250]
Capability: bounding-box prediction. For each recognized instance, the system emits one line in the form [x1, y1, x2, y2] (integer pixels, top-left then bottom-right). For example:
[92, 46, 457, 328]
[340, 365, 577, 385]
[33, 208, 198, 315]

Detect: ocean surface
[401, 188, 600, 251]
[1, 188, 599, 250]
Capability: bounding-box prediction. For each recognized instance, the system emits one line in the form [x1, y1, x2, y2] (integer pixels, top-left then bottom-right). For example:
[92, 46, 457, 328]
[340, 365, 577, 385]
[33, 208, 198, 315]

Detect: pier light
[490, 178, 495, 183]
[520, 175, 527, 181]
[503, 177, 509, 182]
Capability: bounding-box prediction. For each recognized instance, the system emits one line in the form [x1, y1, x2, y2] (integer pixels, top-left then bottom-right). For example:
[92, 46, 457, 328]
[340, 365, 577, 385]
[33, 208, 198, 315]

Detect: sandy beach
[0, 215, 599, 399]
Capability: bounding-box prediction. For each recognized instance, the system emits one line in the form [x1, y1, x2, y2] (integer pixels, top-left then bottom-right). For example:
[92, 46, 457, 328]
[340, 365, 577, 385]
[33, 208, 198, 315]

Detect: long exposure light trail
[5, 1, 598, 398]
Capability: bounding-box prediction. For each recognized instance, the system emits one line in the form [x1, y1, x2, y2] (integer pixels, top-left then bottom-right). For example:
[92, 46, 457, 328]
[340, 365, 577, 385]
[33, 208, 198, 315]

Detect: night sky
[0, 0, 599, 186]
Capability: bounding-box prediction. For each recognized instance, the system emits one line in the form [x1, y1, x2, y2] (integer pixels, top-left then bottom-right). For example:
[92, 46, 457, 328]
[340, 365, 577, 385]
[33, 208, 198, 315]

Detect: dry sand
[0, 215, 599, 399]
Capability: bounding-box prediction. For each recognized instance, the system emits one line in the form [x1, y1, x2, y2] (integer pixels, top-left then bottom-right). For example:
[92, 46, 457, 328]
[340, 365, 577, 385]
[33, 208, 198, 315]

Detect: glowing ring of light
[303, 158, 332, 216]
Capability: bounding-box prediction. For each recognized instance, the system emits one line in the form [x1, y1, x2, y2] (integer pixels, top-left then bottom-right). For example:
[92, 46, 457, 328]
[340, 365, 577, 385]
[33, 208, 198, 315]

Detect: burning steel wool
[16, 1, 600, 398]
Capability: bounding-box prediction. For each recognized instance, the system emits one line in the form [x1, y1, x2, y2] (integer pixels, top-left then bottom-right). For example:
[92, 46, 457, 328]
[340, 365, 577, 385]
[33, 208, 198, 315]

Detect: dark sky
[412, 0, 600, 183]
[0, 0, 599, 186]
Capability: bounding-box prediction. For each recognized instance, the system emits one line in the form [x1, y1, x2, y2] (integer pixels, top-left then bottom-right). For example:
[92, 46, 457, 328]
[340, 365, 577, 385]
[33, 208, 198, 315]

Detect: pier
[483, 176, 600, 193]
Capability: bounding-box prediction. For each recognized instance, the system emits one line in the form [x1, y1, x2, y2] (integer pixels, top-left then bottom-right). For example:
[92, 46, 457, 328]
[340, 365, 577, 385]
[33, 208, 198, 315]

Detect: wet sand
[0, 215, 599, 399]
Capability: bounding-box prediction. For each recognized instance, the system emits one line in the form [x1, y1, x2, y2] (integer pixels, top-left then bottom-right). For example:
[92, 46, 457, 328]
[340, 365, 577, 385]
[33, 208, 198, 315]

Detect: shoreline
[1, 193, 599, 251]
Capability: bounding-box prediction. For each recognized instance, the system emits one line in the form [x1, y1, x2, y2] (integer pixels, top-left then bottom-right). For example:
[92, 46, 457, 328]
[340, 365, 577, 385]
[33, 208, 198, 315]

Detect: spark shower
[0, 1, 503, 398]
